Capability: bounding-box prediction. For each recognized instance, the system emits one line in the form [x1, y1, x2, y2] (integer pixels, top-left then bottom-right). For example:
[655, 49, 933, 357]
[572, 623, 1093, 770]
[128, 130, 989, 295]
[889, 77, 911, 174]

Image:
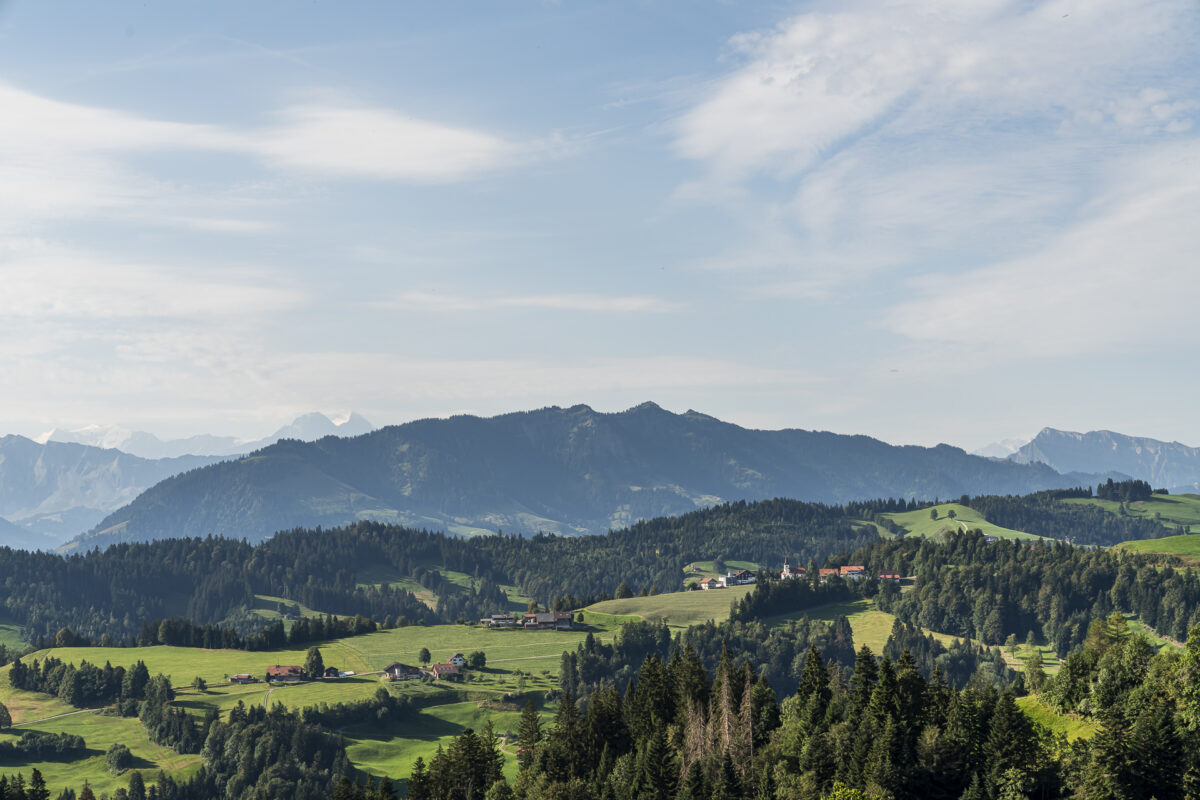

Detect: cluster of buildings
[698, 568, 757, 590]
[780, 563, 902, 583]
[383, 652, 467, 682]
[479, 611, 575, 630]
[255, 664, 355, 683]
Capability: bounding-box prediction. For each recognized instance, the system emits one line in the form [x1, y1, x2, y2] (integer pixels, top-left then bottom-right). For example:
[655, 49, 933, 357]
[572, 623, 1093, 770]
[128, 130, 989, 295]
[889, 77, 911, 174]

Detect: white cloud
[673, 0, 1199, 299]
[884, 140, 1200, 360]
[0, 81, 527, 234]
[377, 291, 680, 313]
[0, 238, 305, 319]
[251, 104, 517, 182]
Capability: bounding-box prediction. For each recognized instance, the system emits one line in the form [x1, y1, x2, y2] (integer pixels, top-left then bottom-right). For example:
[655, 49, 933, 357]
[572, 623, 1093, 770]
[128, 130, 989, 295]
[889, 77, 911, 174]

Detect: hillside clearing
[883, 503, 1043, 540]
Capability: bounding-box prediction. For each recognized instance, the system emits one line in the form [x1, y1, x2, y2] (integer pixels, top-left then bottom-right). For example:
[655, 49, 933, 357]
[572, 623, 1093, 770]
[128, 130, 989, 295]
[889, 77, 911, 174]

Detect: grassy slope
[1068, 493, 1200, 534]
[582, 585, 755, 630]
[1116, 532, 1200, 564]
[0, 620, 617, 791]
[883, 503, 1044, 541]
[1016, 695, 1098, 741]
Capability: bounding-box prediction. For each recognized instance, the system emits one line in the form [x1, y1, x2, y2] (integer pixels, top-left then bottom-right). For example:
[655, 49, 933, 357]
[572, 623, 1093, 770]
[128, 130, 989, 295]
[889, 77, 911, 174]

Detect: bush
[106, 742, 133, 774]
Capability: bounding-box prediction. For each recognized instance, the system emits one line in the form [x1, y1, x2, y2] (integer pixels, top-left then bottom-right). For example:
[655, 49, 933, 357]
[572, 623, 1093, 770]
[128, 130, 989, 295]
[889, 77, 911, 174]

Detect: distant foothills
[4, 403, 1199, 553]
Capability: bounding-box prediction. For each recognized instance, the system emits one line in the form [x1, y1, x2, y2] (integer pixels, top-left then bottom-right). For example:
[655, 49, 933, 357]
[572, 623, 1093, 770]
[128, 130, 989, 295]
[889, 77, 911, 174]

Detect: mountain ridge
[65, 402, 1112, 552]
[40, 411, 375, 459]
[1010, 427, 1200, 490]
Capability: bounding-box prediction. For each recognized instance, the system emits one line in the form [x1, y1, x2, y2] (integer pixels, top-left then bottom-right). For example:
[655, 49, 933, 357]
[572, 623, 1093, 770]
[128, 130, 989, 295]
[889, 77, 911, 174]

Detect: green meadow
[1116, 531, 1200, 565]
[1016, 695, 1097, 741]
[0, 618, 619, 790]
[883, 503, 1043, 540]
[582, 584, 754, 630]
[1069, 493, 1200, 533]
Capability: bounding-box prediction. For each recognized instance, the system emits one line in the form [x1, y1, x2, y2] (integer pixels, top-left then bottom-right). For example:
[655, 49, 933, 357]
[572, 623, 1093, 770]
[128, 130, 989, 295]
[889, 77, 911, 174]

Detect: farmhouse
[480, 613, 516, 627]
[839, 566, 866, 580]
[431, 663, 462, 681]
[448, 653, 467, 667]
[266, 665, 303, 682]
[780, 563, 806, 580]
[230, 674, 255, 684]
[879, 572, 902, 582]
[383, 662, 422, 681]
[323, 666, 341, 679]
[523, 611, 575, 630]
[818, 568, 839, 582]
[699, 577, 722, 590]
[724, 569, 756, 586]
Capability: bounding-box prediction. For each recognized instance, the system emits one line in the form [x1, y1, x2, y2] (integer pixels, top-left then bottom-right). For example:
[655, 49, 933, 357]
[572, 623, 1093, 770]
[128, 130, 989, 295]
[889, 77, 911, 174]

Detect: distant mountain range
[64, 402, 1116, 552]
[0, 436, 224, 548]
[1009, 428, 1200, 493]
[40, 412, 375, 459]
[1, 412, 375, 549]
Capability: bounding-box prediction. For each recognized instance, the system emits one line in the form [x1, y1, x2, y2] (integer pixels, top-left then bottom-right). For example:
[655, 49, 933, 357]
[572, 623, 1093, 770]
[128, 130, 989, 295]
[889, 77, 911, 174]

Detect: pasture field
[0, 665, 203, 795]
[356, 565, 533, 614]
[344, 699, 550, 785]
[1016, 695, 1097, 741]
[0, 615, 25, 651]
[582, 584, 754, 630]
[1115, 532, 1200, 564]
[883, 503, 1043, 541]
[1068, 493, 1200, 533]
[0, 619, 616, 791]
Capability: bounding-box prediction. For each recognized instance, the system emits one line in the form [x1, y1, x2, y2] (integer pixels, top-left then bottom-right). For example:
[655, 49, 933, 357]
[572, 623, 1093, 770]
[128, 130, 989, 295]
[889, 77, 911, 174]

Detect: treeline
[0, 732, 85, 760]
[0, 489, 1176, 648]
[136, 613, 376, 651]
[964, 490, 1170, 545]
[419, 637, 1045, 800]
[856, 530, 1200, 652]
[1095, 478, 1157, 502]
[8, 656, 149, 712]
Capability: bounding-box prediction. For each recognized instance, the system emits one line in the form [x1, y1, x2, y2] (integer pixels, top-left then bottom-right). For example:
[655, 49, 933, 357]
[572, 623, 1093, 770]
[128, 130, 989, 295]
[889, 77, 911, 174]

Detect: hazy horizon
[3, 0, 1198, 451]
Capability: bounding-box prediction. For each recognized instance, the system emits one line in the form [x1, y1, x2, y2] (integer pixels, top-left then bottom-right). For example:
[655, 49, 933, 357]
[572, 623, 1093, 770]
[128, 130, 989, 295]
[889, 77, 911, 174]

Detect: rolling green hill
[1115, 531, 1200, 564]
[0, 620, 617, 792]
[582, 584, 755, 629]
[882, 503, 1044, 540]
[1068, 493, 1200, 533]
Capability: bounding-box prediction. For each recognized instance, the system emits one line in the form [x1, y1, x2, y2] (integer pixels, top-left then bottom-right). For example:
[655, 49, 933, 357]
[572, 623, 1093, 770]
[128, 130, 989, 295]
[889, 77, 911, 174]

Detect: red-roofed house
[266, 665, 303, 682]
[431, 663, 462, 681]
[839, 566, 866, 580]
[879, 572, 902, 582]
[818, 568, 839, 583]
[699, 577, 722, 590]
[781, 563, 806, 580]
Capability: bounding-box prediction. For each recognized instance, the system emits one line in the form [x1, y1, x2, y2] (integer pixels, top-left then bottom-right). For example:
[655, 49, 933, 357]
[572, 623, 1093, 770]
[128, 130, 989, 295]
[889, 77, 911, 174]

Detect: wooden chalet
[383, 662, 422, 681]
[724, 569, 756, 586]
[448, 653, 467, 667]
[480, 613, 516, 627]
[523, 611, 574, 630]
[699, 577, 722, 590]
[323, 666, 341, 679]
[230, 674, 255, 684]
[266, 665, 303, 682]
[431, 663, 462, 681]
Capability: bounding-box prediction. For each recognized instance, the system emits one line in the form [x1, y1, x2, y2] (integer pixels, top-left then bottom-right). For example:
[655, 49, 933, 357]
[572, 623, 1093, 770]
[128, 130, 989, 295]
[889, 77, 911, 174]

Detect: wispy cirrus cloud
[671, 0, 1200, 319]
[0, 80, 530, 234]
[376, 291, 680, 314]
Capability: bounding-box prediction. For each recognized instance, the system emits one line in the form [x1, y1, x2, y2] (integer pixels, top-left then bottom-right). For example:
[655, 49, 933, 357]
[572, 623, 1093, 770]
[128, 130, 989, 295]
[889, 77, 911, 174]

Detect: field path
[13, 707, 99, 727]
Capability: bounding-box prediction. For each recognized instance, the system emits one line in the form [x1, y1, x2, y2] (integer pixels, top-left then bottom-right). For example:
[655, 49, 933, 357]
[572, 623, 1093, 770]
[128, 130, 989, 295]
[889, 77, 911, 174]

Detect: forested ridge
[0, 490, 1179, 647]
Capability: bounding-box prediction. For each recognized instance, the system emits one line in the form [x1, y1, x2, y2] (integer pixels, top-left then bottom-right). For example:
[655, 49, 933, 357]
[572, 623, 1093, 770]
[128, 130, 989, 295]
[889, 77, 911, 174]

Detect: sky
[1, 0, 1198, 451]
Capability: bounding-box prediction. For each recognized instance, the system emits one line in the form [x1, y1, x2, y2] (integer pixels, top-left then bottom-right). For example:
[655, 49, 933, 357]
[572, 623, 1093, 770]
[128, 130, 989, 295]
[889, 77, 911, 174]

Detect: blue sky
[1, 0, 1198, 450]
